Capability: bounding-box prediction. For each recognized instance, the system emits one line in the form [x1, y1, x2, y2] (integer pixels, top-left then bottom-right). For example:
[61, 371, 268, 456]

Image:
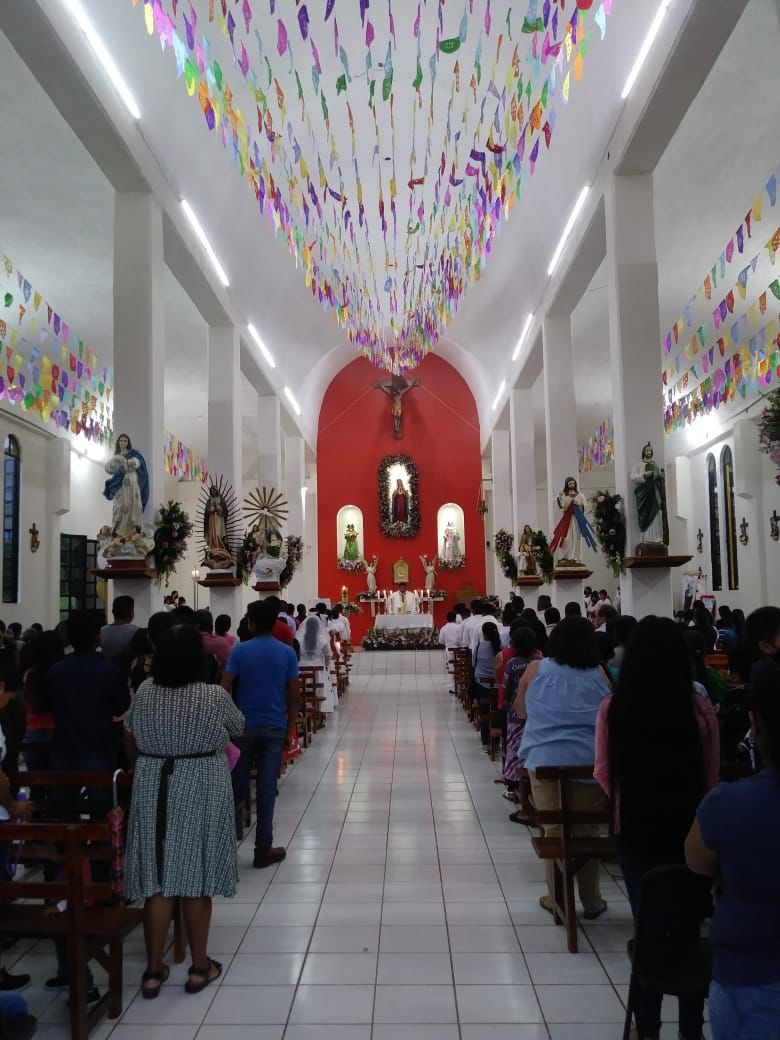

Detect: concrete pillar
[606, 174, 673, 618]
[284, 433, 306, 602]
[208, 325, 243, 622]
[542, 316, 587, 611]
[510, 388, 538, 534]
[46, 438, 70, 628]
[256, 394, 282, 489]
[112, 192, 165, 624]
[491, 430, 513, 601]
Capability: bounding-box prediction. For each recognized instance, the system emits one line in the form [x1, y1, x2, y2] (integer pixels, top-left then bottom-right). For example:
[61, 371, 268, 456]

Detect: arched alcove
[336, 504, 365, 562]
[437, 503, 466, 563]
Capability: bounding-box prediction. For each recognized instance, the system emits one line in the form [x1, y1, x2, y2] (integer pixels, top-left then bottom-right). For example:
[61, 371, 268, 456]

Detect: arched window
[2, 435, 20, 604]
[721, 446, 739, 591]
[706, 453, 722, 593]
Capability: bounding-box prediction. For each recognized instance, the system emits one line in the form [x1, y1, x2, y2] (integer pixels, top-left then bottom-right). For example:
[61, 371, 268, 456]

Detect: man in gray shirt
[100, 595, 139, 662]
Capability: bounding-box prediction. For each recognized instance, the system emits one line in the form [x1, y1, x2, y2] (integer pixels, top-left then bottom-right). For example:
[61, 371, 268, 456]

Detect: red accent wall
[317, 354, 486, 644]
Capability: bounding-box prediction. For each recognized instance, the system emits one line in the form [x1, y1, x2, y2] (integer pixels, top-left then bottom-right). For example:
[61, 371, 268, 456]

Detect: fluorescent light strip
[621, 0, 673, 100]
[284, 386, 301, 416]
[181, 200, 230, 288]
[247, 324, 276, 369]
[62, 0, 141, 119]
[512, 313, 535, 362]
[547, 186, 590, 277]
[491, 380, 507, 412]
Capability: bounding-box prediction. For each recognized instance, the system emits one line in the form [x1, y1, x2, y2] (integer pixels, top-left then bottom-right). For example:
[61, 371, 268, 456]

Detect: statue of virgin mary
[103, 434, 149, 538]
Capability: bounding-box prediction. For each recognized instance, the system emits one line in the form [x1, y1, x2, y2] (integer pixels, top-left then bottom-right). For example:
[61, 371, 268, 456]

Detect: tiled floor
[8, 651, 710, 1038]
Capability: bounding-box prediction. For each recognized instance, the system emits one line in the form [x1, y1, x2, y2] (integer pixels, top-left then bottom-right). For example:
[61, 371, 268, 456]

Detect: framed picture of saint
[378, 454, 420, 538]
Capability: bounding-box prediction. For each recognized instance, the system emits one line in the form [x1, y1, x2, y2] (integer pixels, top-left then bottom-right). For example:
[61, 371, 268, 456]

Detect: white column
[510, 388, 538, 533]
[284, 433, 306, 603]
[46, 438, 70, 628]
[256, 394, 282, 488]
[606, 174, 673, 618]
[542, 316, 586, 611]
[491, 430, 513, 600]
[208, 325, 244, 621]
[112, 192, 165, 624]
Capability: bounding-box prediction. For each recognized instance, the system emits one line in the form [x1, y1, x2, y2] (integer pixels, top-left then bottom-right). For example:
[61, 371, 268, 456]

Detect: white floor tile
[300, 952, 378, 984]
[222, 953, 305, 985]
[377, 953, 453, 985]
[373, 985, 458, 1024]
[288, 984, 375, 1024]
[203, 985, 296, 1024]
[536, 984, 626, 1023]
[456, 985, 544, 1024]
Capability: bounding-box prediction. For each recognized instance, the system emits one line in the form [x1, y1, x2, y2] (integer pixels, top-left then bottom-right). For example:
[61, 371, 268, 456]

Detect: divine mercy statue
[103, 434, 149, 539]
[441, 519, 462, 562]
[365, 555, 379, 595]
[392, 478, 410, 523]
[420, 554, 436, 593]
[343, 523, 360, 561]
[632, 442, 669, 551]
[550, 477, 597, 565]
[203, 485, 233, 569]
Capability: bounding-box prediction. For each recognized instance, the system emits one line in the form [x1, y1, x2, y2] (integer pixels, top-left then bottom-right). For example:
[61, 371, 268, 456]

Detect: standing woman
[299, 614, 335, 713]
[123, 625, 244, 998]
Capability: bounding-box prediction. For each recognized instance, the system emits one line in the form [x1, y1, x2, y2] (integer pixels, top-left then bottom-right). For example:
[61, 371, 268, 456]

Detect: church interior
[0, 0, 779, 1037]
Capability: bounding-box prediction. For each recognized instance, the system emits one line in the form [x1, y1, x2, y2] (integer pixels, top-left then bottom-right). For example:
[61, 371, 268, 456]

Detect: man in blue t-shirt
[223, 599, 299, 868]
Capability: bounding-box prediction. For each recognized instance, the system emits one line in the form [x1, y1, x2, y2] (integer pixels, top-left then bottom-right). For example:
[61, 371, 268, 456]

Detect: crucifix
[696, 528, 704, 554]
[373, 374, 420, 439]
[771, 510, 780, 543]
[739, 518, 749, 546]
[29, 523, 40, 554]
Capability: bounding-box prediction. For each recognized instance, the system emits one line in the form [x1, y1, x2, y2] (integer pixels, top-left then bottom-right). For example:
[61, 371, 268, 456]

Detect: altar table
[374, 614, 435, 631]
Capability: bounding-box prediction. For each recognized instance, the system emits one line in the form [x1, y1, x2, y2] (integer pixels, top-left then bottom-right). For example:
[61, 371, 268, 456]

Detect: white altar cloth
[375, 614, 434, 631]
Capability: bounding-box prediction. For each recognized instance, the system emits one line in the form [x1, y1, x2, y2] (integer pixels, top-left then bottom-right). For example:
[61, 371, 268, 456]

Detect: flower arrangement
[363, 627, 441, 651]
[758, 388, 780, 485]
[590, 490, 626, 578]
[493, 529, 518, 582]
[337, 557, 366, 572]
[531, 530, 555, 584]
[343, 602, 361, 616]
[153, 501, 193, 587]
[235, 528, 261, 585]
[378, 454, 420, 537]
[438, 555, 466, 571]
[279, 535, 304, 588]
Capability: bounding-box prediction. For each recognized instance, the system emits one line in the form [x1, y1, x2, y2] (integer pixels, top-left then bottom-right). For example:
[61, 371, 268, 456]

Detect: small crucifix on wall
[739, 518, 749, 546]
[771, 510, 780, 543]
[29, 523, 40, 554]
[696, 528, 704, 554]
[373, 375, 421, 439]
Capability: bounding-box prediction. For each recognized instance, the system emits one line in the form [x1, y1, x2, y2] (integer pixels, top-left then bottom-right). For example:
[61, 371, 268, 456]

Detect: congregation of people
[442, 593, 780, 1040]
[0, 594, 352, 1036]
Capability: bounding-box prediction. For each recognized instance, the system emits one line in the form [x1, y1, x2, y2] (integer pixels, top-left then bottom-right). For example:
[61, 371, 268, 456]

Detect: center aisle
[113, 650, 694, 1039]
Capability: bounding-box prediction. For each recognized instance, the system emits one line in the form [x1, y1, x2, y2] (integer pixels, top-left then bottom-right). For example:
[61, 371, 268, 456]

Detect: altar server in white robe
[387, 582, 419, 615]
[299, 614, 336, 712]
[439, 611, 463, 692]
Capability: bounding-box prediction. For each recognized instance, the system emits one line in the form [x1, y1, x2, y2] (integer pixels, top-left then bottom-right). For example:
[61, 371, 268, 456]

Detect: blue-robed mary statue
[103, 433, 150, 537]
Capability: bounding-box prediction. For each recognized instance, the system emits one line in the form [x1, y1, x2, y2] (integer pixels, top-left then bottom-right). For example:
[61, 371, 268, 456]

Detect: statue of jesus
[373, 374, 420, 439]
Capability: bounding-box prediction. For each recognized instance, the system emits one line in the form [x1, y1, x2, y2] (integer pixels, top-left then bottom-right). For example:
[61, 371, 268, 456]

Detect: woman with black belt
[123, 624, 244, 998]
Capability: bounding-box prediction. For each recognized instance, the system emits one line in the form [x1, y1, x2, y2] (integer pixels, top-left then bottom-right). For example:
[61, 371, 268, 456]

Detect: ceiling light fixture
[512, 313, 535, 362]
[491, 380, 507, 412]
[61, 0, 141, 119]
[180, 200, 230, 287]
[247, 324, 276, 369]
[621, 0, 673, 100]
[547, 186, 590, 277]
[284, 386, 301, 416]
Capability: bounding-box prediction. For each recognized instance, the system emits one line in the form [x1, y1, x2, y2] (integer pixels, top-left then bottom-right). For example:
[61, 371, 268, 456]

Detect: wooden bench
[0, 820, 142, 1040]
[453, 648, 472, 708]
[528, 765, 615, 953]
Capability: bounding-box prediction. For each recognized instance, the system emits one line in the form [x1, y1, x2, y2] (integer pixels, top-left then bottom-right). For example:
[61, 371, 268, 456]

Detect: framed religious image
[378, 454, 420, 538]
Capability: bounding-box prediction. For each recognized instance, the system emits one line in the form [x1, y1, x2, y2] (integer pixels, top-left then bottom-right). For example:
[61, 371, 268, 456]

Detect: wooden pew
[528, 765, 615, 953]
[0, 821, 142, 1040]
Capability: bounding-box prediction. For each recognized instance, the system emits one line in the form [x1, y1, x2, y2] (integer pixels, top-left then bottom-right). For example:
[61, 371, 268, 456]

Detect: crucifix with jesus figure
[373, 375, 420, 439]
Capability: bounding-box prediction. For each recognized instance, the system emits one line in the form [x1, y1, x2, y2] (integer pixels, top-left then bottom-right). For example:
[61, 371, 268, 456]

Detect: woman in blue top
[686, 673, 780, 1040]
[515, 617, 611, 919]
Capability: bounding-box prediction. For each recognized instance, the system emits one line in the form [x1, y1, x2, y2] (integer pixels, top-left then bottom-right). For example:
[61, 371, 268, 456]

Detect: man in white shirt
[439, 611, 463, 692]
[328, 604, 351, 642]
[463, 599, 487, 651]
[387, 583, 418, 615]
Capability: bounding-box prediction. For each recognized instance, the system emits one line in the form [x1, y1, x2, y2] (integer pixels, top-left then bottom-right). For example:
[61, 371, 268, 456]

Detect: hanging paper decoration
[132, 0, 613, 371]
[578, 418, 614, 472]
[164, 430, 209, 481]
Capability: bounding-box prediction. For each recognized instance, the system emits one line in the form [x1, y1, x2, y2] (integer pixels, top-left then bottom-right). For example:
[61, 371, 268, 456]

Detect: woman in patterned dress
[503, 623, 543, 823]
[123, 625, 244, 998]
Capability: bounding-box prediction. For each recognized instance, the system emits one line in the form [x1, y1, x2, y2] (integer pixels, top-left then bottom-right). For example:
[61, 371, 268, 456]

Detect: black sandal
[184, 958, 222, 994]
[509, 810, 532, 824]
[141, 964, 170, 999]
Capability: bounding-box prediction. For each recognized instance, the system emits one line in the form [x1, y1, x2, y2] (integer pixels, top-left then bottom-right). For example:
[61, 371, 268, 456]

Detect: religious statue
[392, 478, 410, 523]
[243, 486, 289, 586]
[441, 519, 462, 562]
[203, 485, 233, 569]
[632, 443, 669, 555]
[365, 555, 379, 595]
[373, 375, 420, 439]
[343, 523, 360, 561]
[103, 434, 149, 539]
[420, 554, 436, 593]
[517, 525, 538, 576]
[550, 477, 597, 565]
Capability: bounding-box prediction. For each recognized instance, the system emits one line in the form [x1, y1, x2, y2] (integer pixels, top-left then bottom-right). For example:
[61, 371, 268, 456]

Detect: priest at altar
[387, 582, 419, 615]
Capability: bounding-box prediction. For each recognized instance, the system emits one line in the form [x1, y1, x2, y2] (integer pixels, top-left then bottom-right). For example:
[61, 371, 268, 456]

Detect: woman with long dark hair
[686, 673, 780, 1039]
[502, 624, 542, 822]
[471, 622, 501, 748]
[595, 616, 719, 1040]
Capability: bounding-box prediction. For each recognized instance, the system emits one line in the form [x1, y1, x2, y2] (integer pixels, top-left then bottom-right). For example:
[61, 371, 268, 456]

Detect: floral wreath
[378, 454, 420, 538]
[590, 490, 626, 578]
[438, 556, 466, 571]
[153, 501, 193, 587]
[337, 557, 366, 572]
[493, 529, 518, 583]
[279, 535, 304, 587]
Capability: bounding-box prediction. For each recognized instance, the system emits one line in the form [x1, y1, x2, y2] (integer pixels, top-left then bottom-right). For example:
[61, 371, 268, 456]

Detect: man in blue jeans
[223, 599, 300, 869]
